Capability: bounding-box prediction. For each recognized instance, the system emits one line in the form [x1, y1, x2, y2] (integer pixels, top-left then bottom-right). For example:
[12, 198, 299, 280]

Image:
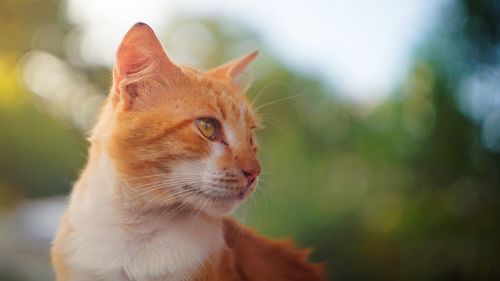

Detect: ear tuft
[133, 22, 148, 27]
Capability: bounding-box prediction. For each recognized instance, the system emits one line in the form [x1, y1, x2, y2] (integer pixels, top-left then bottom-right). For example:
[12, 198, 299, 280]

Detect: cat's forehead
[206, 85, 258, 129]
[215, 90, 256, 125]
[177, 67, 258, 128]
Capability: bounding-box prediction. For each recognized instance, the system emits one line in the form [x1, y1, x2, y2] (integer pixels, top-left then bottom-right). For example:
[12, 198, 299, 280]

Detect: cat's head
[96, 23, 260, 217]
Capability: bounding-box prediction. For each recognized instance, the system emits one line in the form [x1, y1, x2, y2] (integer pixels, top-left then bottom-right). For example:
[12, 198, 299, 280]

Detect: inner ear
[113, 22, 180, 110]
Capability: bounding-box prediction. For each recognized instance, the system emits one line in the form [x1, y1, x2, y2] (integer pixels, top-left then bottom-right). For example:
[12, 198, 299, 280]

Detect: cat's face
[103, 23, 260, 217]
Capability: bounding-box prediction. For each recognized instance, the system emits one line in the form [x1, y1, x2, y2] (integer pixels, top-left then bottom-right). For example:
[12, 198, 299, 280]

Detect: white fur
[224, 124, 237, 147]
[170, 142, 242, 216]
[239, 103, 246, 129]
[225, 104, 247, 147]
[62, 151, 224, 281]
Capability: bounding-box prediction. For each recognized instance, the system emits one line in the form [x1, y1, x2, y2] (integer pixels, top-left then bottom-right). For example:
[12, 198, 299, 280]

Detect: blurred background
[1, 0, 500, 280]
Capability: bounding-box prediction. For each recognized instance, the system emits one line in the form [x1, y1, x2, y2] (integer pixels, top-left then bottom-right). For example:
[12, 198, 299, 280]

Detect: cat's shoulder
[222, 217, 327, 281]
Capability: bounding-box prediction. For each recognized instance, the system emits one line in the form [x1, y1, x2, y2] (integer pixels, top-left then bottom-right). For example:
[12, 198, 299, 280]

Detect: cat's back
[222, 218, 326, 281]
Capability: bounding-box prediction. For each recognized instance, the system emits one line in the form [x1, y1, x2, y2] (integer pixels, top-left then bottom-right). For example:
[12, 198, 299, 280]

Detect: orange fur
[190, 218, 326, 281]
[51, 22, 325, 281]
[51, 212, 72, 281]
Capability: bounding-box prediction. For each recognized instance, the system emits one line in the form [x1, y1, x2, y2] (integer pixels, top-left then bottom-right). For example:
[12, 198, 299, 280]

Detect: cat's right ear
[112, 22, 180, 110]
[207, 51, 258, 89]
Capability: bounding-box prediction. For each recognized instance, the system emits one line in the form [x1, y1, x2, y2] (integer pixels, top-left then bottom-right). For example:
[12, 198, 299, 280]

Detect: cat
[51, 22, 325, 281]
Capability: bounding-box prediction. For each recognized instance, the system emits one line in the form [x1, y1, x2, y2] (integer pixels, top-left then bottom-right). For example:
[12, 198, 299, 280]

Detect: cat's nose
[241, 165, 260, 185]
[235, 151, 260, 185]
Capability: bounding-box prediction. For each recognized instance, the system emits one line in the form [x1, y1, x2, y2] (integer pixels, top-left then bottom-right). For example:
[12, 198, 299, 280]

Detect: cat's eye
[196, 118, 218, 140]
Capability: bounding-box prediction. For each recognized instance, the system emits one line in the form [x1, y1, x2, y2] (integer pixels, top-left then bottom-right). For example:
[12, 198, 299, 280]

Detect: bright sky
[66, 0, 449, 103]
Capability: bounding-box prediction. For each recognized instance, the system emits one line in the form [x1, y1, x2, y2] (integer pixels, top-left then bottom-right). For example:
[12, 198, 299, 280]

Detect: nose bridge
[223, 115, 259, 175]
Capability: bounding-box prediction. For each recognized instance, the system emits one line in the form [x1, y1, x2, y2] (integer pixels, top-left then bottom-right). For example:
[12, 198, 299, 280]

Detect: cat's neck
[66, 143, 225, 280]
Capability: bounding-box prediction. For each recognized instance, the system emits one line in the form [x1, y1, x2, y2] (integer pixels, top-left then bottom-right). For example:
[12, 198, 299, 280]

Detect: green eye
[196, 118, 217, 140]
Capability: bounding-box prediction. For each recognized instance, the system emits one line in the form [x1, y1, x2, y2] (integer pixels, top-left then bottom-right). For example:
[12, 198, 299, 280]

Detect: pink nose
[241, 167, 260, 185]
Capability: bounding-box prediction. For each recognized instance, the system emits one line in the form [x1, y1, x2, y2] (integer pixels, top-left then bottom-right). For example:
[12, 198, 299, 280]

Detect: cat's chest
[65, 210, 224, 281]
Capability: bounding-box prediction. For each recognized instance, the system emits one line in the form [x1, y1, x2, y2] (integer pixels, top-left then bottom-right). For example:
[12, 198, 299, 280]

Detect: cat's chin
[201, 186, 257, 217]
[200, 199, 240, 217]
[179, 182, 257, 218]
[202, 207, 236, 218]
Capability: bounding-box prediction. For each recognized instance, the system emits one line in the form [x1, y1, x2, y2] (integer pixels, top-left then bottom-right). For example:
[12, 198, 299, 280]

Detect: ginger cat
[51, 22, 325, 281]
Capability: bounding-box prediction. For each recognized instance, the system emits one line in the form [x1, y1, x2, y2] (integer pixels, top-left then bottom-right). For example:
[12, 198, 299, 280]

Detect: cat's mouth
[195, 186, 251, 202]
[186, 182, 255, 208]
[179, 180, 257, 216]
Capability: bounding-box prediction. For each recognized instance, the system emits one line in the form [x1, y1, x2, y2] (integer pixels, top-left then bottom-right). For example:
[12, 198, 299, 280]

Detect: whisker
[119, 177, 202, 198]
[126, 188, 199, 223]
[254, 93, 307, 112]
[251, 81, 290, 107]
[128, 191, 168, 223]
[259, 115, 288, 134]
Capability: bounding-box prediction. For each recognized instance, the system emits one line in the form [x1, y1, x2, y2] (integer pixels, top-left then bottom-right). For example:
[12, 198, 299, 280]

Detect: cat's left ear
[207, 51, 258, 87]
[113, 22, 180, 110]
